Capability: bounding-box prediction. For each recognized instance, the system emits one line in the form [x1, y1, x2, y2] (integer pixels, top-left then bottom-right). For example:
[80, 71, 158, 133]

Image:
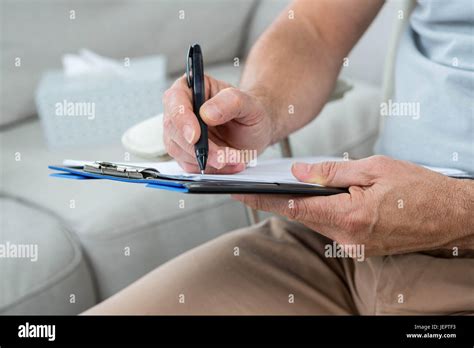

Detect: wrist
[241, 85, 285, 146]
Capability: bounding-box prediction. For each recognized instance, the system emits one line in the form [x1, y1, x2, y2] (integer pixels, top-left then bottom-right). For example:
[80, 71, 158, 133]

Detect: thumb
[291, 159, 375, 187]
[200, 87, 263, 126]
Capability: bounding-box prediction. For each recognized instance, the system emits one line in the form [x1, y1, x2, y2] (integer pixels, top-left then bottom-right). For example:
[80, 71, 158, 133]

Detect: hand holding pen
[162, 43, 273, 174]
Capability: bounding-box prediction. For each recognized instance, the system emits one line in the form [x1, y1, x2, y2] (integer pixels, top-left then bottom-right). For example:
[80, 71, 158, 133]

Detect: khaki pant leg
[84, 217, 359, 315]
[354, 252, 474, 315]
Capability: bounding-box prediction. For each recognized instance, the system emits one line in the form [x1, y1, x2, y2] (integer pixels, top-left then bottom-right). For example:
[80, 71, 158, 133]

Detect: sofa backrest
[0, 0, 256, 127]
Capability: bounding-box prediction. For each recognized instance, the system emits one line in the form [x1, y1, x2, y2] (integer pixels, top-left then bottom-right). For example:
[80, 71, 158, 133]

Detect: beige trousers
[85, 217, 474, 315]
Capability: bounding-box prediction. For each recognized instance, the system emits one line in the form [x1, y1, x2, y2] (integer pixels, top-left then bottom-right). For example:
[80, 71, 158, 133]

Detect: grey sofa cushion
[0, 0, 257, 126]
[0, 117, 251, 300]
[0, 195, 96, 314]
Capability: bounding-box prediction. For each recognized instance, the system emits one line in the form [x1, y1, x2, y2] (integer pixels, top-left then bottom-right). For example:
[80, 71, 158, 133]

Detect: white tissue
[62, 49, 126, 77]
[121, 113, 167, 158]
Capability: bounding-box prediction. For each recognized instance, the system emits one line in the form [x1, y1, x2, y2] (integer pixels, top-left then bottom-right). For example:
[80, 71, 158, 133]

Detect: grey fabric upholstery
[0, 195, 96, 314]
[0, 0, 257, 126]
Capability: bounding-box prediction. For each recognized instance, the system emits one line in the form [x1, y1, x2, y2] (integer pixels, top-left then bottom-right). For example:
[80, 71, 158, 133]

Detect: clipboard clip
[84, 161, 159, 179]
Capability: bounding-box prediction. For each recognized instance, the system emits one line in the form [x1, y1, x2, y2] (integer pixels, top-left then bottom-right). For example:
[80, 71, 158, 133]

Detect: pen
[186, 44, 208, 174]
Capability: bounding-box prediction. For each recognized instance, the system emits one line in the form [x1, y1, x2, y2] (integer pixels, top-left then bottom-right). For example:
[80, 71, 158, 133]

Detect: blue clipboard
[49, 165, 189, 193]
[48, 164, 349, 195]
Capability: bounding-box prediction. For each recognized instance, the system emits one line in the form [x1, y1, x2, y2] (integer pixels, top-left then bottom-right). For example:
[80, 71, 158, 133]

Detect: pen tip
[200, 170, 204, 175]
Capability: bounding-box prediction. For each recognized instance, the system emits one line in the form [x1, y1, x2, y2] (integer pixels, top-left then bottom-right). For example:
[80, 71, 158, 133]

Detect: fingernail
[183, 125, 195, 144]
[293, 162, 311, 174]
[201, 103, 221, 121]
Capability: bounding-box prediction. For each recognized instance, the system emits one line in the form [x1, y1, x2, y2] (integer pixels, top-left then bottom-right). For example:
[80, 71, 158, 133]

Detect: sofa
[0, 0, 403, 314]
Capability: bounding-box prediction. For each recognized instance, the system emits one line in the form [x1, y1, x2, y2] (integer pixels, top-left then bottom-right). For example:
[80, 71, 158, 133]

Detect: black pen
[186, 44, 208, 174]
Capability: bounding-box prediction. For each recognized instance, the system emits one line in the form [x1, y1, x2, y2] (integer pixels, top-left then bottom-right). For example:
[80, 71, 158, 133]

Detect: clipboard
[48, 161, 348, 196]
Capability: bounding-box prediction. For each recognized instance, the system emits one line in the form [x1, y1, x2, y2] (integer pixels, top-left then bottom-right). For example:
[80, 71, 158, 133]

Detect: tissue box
[36, 55, 167, 148]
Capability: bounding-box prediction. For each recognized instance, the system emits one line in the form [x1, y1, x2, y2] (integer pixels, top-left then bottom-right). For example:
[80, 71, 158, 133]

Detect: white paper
[63, 156, 472, 185]
[141, 156, 342, 185]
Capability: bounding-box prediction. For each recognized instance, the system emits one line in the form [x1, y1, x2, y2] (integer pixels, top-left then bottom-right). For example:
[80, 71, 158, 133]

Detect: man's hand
[163, 75, 274, 173]
[233, 156, 473, 256]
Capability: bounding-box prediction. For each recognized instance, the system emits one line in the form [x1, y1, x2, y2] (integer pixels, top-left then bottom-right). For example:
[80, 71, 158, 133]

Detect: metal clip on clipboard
[84, 161, 159, 179]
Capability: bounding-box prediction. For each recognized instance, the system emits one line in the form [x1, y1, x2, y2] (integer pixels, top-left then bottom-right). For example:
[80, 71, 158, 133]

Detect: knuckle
[163, 118, 178, 140]
[340, 209, 372, 242]
[344, 218, 361, 235]
[182, 141, 195, 156]
[223, 87, 242, 110]
[162, 88, 176, 103]
[163, 115, 173, 130]
[329, 205, 372, 253]
[288, 199, 308, 221]
[166, 141, 179, 158]
[163, 89, 188, 120]
[368, 155, 391, 172]
[169, 102, 184, 119]
[320, 161, 338, 184]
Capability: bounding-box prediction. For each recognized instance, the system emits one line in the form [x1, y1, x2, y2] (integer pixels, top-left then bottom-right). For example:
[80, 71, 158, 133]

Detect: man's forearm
[239, 4, 340, 144]
[239, 0, 383, 144]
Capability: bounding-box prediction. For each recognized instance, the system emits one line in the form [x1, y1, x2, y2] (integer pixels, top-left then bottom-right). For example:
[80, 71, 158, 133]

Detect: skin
[162, 0, 474, 255]
[234, 157, 474, 256]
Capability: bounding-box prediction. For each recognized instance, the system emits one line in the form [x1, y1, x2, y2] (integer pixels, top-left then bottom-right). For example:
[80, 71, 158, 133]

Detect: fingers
[163, 75, 250, 173]
[178, 160, 245, 174]
[233, 194, 312, 221]
[165, 139, 197, 164]
[232, 193, 352, 228]
[200, 87, 263, 126]
[163, 79, 201, 145]
[164, 122, 245, 170]
[291, 157, 378, 187]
